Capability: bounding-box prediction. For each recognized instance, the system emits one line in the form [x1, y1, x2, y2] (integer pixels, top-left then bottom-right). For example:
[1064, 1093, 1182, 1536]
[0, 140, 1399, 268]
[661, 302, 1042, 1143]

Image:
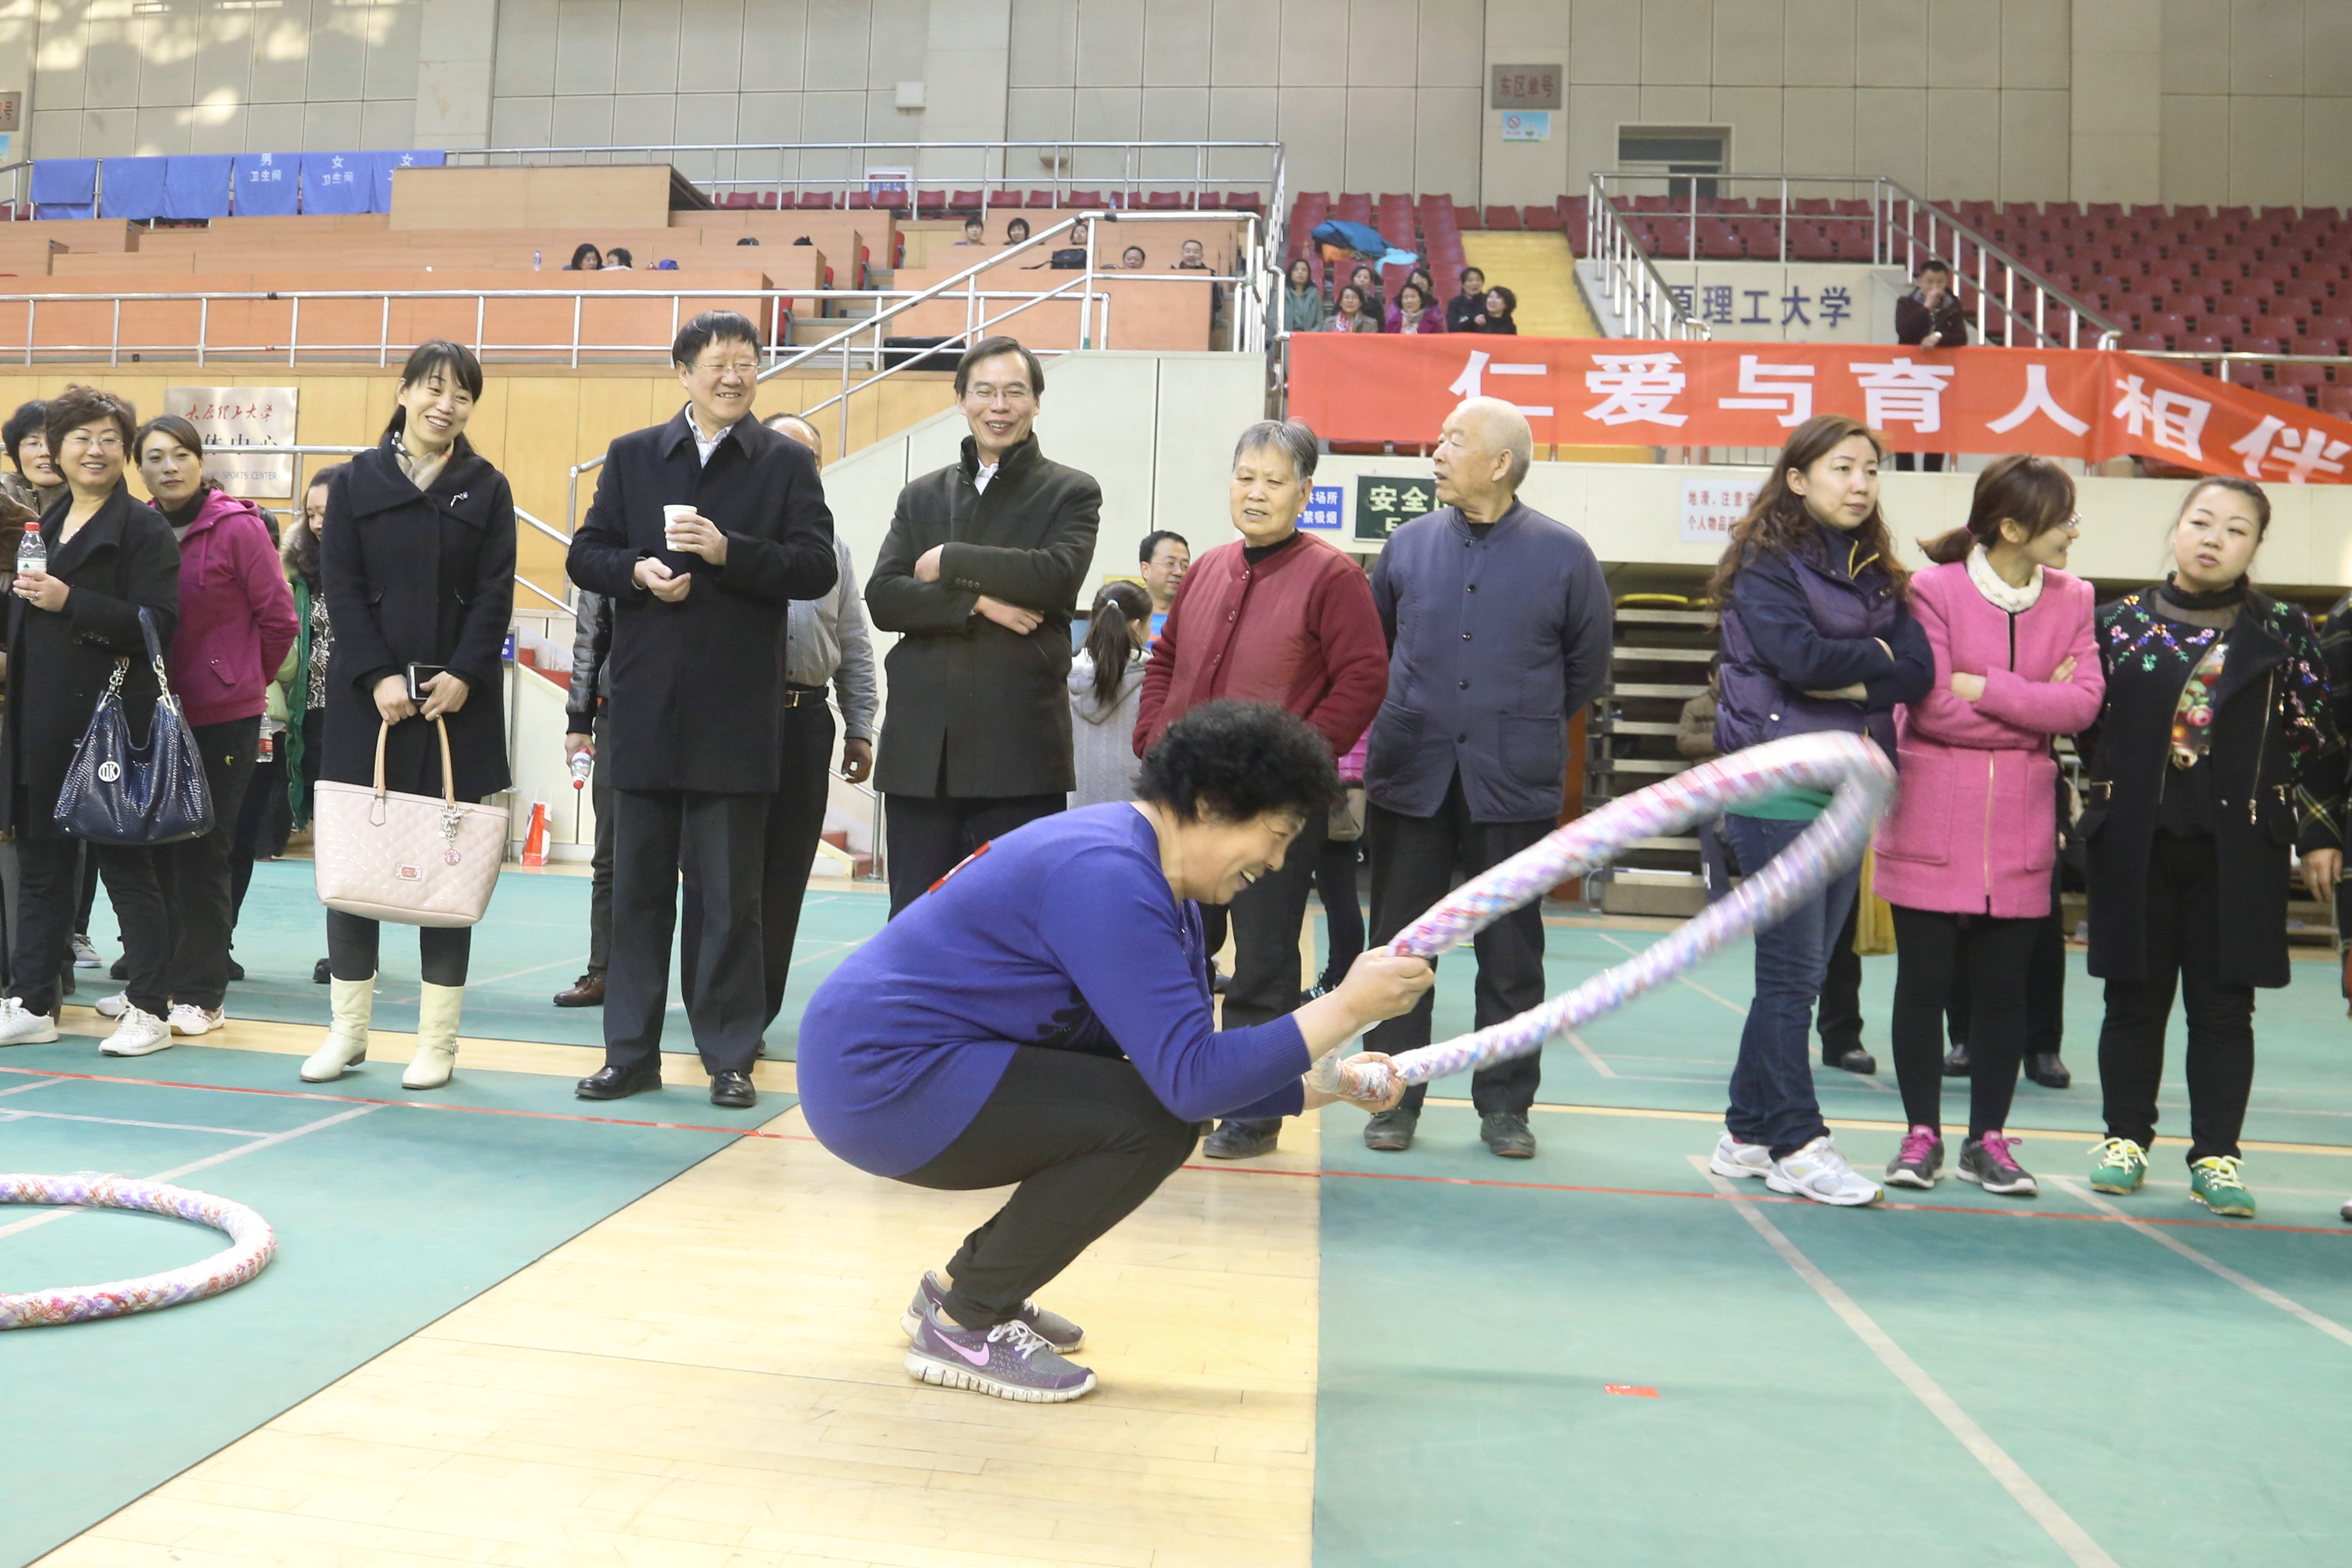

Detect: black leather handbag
[53, 607, 215, 846]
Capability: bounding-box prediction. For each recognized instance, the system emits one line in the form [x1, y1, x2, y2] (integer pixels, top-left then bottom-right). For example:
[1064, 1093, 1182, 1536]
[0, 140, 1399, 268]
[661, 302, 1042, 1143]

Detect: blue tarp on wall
[96, 157, 168, 220]
[301, 152, 371, 215]
[162, 155, 235, 220]
[371, 149, 446, 212]
[233, 152, 299, 216]
[30, 160, 98, 220]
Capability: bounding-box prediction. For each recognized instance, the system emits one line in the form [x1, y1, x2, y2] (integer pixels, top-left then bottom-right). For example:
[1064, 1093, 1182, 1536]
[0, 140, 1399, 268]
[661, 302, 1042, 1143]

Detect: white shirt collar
[1966, 543, 2043, 613]
[973, 461, 1000, 494]
[683, 403, 736, 467]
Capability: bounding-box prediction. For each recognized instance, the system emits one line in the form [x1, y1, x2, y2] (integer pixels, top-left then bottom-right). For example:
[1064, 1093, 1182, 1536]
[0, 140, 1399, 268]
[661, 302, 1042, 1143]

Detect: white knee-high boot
[403, 982, 464, 1091]
[300, 976, 375, 1082]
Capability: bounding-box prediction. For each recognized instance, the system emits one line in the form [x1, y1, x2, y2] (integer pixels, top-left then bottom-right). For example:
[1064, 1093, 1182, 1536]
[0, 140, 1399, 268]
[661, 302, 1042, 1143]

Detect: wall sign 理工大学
[166, 388, 299, 499]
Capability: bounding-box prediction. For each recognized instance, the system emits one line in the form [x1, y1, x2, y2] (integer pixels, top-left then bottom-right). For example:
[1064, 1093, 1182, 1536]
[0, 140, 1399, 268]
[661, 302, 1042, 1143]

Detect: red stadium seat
[2320, 385, 2352, 417]
[916, 189, 945, 213]
[948, 189, 982, 211]
[1025, 190, 1057, 208]
[986, 189, 1021, 209]
[795, 191, 835, 209]
[1523, 205, 1562, 231]
[2253, 314, 2302, 340]
[1227, 192, 1265, 213]
[1483, 205, 1522, 231]
[2179, 333, 2225, 354]
[1145, 191, 1183, 210]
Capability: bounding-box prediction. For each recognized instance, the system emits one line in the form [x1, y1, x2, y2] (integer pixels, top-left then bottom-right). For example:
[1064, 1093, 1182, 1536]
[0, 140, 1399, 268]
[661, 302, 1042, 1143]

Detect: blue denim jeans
[1723, 813, 1861, 1158]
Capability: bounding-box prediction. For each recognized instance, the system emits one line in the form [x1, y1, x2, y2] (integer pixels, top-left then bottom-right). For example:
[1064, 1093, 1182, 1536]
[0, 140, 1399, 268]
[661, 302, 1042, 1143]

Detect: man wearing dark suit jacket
[566, 311, 838, 1109]
[866, 336, 1101, 913]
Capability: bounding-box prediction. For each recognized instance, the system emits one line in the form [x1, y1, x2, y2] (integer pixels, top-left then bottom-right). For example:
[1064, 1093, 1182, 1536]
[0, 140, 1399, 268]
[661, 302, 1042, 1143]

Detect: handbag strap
[136, 606, 172, 695]
[372, 715, 460, 808]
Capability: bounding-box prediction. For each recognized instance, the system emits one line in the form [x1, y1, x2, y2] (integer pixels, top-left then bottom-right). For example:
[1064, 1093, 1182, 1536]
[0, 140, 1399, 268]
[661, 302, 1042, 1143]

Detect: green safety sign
[1353, 475, 1437, 542]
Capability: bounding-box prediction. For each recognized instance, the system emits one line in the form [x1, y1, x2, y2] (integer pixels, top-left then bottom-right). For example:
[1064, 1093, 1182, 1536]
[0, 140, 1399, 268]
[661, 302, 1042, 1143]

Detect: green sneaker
[2088, 1137, 2148, 1195]
[2188, 1156, 2256, 1218]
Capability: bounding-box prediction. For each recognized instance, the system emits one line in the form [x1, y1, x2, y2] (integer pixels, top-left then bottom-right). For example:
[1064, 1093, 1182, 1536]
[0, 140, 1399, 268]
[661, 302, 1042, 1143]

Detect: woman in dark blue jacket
[1704, 413, 1932, 1207]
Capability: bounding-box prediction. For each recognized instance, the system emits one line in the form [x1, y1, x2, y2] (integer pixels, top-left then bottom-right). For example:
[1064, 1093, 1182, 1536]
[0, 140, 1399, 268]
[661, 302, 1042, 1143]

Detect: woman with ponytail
[1068, 579, 1152, 808]
[1704, 413, 1933, 1206]
[1871, 456, 2100, 1197]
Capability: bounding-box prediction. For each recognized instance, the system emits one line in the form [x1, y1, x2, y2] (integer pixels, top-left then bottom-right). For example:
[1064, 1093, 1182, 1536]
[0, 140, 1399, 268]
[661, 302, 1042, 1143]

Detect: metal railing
[0, 162, 26, 213]
[1584, 179, 1711, 339]
[1588, 173, 2123, 350]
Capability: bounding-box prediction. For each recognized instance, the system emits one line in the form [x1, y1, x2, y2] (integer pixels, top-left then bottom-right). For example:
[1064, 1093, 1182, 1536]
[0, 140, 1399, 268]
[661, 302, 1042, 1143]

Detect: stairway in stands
[1459, 229, 1596, 339]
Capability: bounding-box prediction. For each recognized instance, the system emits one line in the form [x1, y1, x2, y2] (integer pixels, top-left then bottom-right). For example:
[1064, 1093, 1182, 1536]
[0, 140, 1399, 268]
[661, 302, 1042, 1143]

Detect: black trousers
[1818, 895, 1864, 1056]
[1888, 904, 2037, 1138]
[228, 742, 290, 926]
[884, 791, 1063, 916]
[1312, 835, 1364, 988]
[1365, 774, 1553, 1117]
[682, 694, 835, 1030]
[605, 787, 769, 1075]
[152, 716, 259, 1010]
[587, 717, 614, 973]
[2097, 835, 2255, 1163]
[1947, 874, 2067, 1057]
[327, 908, 470, 986]
[10, 830, 168, 1017]
[1199, 806, 1328, 1132]
[898, 1045, 1199, 1329]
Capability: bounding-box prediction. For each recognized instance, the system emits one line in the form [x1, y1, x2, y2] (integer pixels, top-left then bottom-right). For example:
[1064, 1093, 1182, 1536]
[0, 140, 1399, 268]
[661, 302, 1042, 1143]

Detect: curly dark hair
[4, 400, 47, 473]
[1705, 413, 1907, 607]
[43, 384, 138, 467]
[1137, 700, 1340, 823]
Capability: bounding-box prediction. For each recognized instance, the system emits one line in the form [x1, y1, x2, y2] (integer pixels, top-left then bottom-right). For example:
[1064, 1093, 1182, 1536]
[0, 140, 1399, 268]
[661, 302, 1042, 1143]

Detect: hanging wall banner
[1288, 336, 2352, 484]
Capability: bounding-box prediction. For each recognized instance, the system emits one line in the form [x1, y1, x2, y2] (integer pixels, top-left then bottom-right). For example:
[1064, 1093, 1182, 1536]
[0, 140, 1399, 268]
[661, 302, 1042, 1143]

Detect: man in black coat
[867, 335, 1100, 913]
[566, 311, 838, 1108]
[1892, 259, 1967, 472]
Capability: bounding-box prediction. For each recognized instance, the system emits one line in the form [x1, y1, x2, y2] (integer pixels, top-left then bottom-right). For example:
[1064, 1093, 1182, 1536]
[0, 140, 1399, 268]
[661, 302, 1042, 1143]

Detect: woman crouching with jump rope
[2080, 476, 2343, 1218]
[1704, 414, 1933, 1206]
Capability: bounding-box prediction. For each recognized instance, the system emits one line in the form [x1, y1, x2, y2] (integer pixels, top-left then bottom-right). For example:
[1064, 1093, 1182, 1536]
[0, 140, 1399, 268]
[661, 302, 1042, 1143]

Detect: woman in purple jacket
[116, 415, 298, 1035]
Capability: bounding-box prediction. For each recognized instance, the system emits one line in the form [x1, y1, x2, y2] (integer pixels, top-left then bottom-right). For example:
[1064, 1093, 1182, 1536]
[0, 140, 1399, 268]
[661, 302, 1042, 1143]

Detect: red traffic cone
[521, 800, 550, 867]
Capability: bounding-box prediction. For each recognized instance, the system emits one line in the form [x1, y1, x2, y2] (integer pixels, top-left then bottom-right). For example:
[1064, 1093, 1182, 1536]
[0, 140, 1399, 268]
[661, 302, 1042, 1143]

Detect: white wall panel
[1712, 0, 1785, 90]
[1143, 0, 1212, 84]
[550, 92, 618, 144]
[366, 3, 426, 103]
[1926, 0, 1998, 88]
[1010, 0, 1080, 87]
[1417, 0, 1484, 86]
[137, 10, 201, 113]
[675, 91, 742, 144]
[1999, 0, 2069, 91]
[490, 94, 556, 146]
[1925, 87, 1998, 198]
[1853, 0, 1926, 89]
[682, 0, 749, 93]
[1006, 84, 1077, 141]
[1075, 0, 1148, 86]
[1345, 0, 1419, 90]
[249, 7, 318, 104]
[868, 0, 932, 87]
[1206, 84, 1278, 181]
[803, 0, 872, 90]
[1413, 85, 1481, 197]
[1781, 0, 1857, 87]
[737, 89, 806, 142]
[552, 0, 622, 97]
[132, 104, 190, 157]
[2159, 94, 2230, 207]
[360, 94, 416, 151]
[2306, 3, 2352, 97]
[1210, 0, 1281, 85]
[81, 14, 139, 111]
[496, 0, 563, 97]
[741, 0, 810, 89]
[2159, 0, 2227, 93]
[1279, 0, 1350, 87]
[1343, 84, 1414, 192]
[2230, 0, 2303, 96]
[1641, 0, 1713, 87]
[80, 107, 137, 157]
[1565, 81, 1640, 190]
[1713, 85, 1784, 173]
[302, 97, 366, 151]
[189, 100, 248, 155]
[1276, 84, 1348, 195]
[2227, 94, 2302, 206]
[1781, 83, 1856, 174]
[2305, 97, 2352, 207]
[1638, 84, 1712, 122]
[1570, 0, 1640, 83]
[617, 0, 685, 96]
[1999, 87, 2071, 203]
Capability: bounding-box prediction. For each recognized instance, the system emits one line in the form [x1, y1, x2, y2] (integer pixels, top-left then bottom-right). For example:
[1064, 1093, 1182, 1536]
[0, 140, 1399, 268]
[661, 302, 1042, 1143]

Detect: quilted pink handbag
[311, 718, 508, 927]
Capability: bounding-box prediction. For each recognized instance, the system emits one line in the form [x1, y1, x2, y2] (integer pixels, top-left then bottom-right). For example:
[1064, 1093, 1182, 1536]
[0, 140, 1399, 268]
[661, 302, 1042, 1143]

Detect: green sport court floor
[5, 860, 2350, 1567]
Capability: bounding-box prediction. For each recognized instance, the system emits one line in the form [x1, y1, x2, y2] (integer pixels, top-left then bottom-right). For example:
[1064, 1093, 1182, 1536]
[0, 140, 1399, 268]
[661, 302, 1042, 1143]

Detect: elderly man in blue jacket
[1359, 397, 1613, 1159]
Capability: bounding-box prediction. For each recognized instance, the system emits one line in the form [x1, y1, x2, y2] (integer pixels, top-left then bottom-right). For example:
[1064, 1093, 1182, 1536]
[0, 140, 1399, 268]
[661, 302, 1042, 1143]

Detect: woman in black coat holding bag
[0, 385, 181, 1056]
[298, 340, 515, 1092]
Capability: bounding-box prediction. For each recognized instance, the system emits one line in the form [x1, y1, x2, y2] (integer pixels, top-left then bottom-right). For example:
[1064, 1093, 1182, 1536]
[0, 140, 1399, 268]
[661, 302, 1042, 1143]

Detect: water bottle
[16, 529, 46, 580]
[534, 248, 542, 272]
[570, 750, 594, 788]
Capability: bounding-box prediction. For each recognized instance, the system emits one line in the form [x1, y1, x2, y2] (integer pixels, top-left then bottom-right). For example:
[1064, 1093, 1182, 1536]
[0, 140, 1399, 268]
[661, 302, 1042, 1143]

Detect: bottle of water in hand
[16, 529, 46, 583]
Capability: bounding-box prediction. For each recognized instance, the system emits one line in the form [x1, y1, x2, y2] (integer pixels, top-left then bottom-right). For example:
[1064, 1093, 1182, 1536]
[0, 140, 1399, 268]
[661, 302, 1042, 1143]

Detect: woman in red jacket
[1871, 455, 2100, 1196]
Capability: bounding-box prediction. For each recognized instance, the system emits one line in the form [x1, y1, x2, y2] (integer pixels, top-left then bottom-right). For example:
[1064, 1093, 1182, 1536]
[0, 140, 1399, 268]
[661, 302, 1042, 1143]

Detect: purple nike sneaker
[903, 1270, 1084, 1351]
[904, 1296, 1098, 1402]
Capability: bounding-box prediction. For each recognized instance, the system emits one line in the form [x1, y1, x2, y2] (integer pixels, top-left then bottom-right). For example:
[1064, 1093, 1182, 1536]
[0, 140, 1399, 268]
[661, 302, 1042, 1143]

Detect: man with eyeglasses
[567, 311, 839, 1110]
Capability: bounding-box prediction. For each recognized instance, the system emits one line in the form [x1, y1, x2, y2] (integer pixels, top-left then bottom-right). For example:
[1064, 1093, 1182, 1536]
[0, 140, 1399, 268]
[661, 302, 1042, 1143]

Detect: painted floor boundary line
[1594, 930, 1898, 1095]
[0, 1106, 275, 1138]
[1687, 1154, 2121, 1568]
[2051, 1174, 2352, 1349]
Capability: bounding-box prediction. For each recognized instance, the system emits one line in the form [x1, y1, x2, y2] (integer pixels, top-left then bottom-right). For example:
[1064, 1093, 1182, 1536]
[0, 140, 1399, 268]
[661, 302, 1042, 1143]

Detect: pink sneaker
[1884, 1124, 1943, 1189]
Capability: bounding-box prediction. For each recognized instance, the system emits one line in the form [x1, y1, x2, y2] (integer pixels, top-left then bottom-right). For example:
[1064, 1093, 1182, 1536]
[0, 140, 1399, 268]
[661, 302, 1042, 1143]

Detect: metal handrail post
[287, 296, 300, 367]
[110, 298, 120, 366]
[378, 296, 390, 366]
[571, 295, 583, 369]
[198, 298, 209, 368]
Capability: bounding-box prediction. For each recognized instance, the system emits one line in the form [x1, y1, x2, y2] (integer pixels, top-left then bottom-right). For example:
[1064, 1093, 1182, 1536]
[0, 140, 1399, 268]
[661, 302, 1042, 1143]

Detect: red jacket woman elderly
[1872, 456, 2100, 1199]
[1134, 418, 1387, 1161]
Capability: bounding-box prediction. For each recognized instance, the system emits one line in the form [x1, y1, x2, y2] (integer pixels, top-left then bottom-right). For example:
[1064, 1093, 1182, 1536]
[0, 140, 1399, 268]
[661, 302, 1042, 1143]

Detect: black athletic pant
[228, 744, 290, 926]
[327, 908, 470, 986]
[1365, 774, 1553, 1117]
[1888, 904, 2037, 1138]
[885, 791, 1063, 916]
[10, 830, 168, 1018]
[604, 788, 769, 1075]
[73, 843, 100, 938]
[1205, 806, 1328, 1134]
[2097, 835, 2255, 1163]
[1818, 895, 1864, 1057]
[1312, 835, 1363, 987]
[1947, 869, 2067, 1057]
[155, 716, 259, 1010]
[898, 1045, 1200, 1329]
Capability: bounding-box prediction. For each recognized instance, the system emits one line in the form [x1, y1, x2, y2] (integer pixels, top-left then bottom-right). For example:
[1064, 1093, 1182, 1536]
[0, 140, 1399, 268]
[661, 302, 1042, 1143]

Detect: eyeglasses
[695, 361, 759, 378]
[58, 432, 124, 452]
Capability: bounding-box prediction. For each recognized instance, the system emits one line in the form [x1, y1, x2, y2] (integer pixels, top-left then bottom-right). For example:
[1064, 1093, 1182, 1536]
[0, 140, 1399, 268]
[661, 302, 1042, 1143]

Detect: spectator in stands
[299, 341, 517, 1093]
[567, 244, 604, 272]
[566, 313, 837, 1110]
[1138, 529, 1190, 639]
[736, 236, 760, 246]
[0, 386, 180, 1057]
[1705, 414, 1933, 1206]
[958, 215, 987, 247]
[106, 416, 296, 1042]
[1385, 282, 1441, 336]
[1121, 245, 1147, 270]
[2080, 477, 2344, 1221]
[1005, 217, 1032, 247]
[867, 336, 1098, 915]
[1178, 238, 1209, 272]
[279, 469, 337, 986]
[5, 401, 65, 517]
[1481, 286, 1519, 334]
[1893, 259, 1967, 472]
[1444, 267, 1490, 333]
[1135, 419, 1387, 1161]
[1329, 285, 1379, 333]
[1069, 580, 1152, 808]
[1349, 264, 1383, 319]
[1284, 259, 1327, 333]
[1358, 398, 1613, 1160]
[1407, 267, 1435, 303]
[606, 248, 634, 270]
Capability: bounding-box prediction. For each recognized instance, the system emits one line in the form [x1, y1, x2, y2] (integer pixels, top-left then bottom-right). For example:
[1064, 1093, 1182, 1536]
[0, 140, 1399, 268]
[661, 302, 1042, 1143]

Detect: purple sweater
[797, 804, 1310, 1177]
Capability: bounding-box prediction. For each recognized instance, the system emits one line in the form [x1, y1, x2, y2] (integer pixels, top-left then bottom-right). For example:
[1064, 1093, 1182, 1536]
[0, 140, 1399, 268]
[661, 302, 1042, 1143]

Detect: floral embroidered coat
[2080, 585, 2344, 988]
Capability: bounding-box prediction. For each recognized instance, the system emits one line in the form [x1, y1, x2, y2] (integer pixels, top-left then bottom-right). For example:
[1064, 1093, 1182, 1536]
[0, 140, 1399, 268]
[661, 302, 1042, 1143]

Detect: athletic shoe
[98, 1004, 174, 1057]
[903, 1298, 1096, 1402]
[70, 934, 100, 969]
[2340, 1196, 2351, 1224]
[903, 1270, 1083, 1352]
[168, 1004, 224, 1037]
[1765, 1136, 1882, 1206]
[93, 993, 128, 1019]
[0, 997, 60, 1045]
[1708, 1132, 1774, 1180]
[2188, 1155, 2256, 1218]
[2088, 1137, 2148, 1195]
[1958, 1132, 2038, 1197]
[1884, 1125, 1944, 1189]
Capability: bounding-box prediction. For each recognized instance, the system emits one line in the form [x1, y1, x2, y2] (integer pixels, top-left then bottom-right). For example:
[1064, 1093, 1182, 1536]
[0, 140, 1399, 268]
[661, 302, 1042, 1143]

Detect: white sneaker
[93, 992, 128, 1019]
[0, 996, 60, 1045]
[1709, 1132, 1774, 1180]
[70, 933, 101, 968]
[99, 1004, 174, 1057]
[168, 1004, 224, 1037]
[1765, 1135, 1883, 1206]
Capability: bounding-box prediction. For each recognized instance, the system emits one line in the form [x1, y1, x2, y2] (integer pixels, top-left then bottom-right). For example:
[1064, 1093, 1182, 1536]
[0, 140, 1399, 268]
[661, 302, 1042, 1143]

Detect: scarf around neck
[1965, 543, 2043, 612]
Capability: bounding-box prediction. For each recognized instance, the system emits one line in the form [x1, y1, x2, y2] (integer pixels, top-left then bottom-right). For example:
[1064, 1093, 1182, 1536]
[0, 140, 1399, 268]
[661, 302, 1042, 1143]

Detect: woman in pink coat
[1872, 455, 2102, 1198]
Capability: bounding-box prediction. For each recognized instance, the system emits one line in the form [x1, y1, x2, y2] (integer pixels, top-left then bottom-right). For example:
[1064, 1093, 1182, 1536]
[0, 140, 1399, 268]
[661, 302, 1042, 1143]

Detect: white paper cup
[662, 503, 697, 547]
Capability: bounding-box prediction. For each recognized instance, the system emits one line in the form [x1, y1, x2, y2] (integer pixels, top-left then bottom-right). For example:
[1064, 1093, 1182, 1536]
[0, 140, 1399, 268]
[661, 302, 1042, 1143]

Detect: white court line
[2050, 1175, 2352, 1351]
[0, 1107, 274, 1137]
[1596, 931, 1898, 1095]
[1687, 1155, 2120, 1568]
[0, 1105, 378, 1242]
[0, 1076, 69, 1101]
[1564, 1029, 1618, 1079]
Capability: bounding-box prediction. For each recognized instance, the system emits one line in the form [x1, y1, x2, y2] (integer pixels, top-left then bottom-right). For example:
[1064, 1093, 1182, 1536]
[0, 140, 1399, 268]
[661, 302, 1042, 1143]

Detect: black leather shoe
[313, 958, 332, 985]
[1202, 1119, 1279, 1159]
[553, 969, 607, 1008]
[575, 1059, 663, 1100]
[1823, 1044, 1877, 1075]
[1363, 1108, 1418, 1152]
[2025, 1051, 2072, 1089]
[709, 1070, 756, 1108]
[225, 956, 245, 982]
[109, 955, 129, 981]
[1943, 1042, 1972, 1076]
[1480, 1112, 1538, 1159]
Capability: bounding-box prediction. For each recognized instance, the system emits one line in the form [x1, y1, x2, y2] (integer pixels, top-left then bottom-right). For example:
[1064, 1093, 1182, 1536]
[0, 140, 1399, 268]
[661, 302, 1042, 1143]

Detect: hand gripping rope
[0, 1173, 279, 1330]
[1310, 732, 1899, 1104]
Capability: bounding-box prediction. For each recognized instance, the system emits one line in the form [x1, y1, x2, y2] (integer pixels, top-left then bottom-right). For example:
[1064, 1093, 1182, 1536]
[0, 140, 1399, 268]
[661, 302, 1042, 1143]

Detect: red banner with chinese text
[1287, 336, 2352, 485]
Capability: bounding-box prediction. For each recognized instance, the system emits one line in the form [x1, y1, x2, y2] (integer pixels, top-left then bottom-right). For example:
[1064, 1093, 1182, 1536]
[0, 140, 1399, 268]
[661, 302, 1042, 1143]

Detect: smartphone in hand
[406, 663, 448, 702]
